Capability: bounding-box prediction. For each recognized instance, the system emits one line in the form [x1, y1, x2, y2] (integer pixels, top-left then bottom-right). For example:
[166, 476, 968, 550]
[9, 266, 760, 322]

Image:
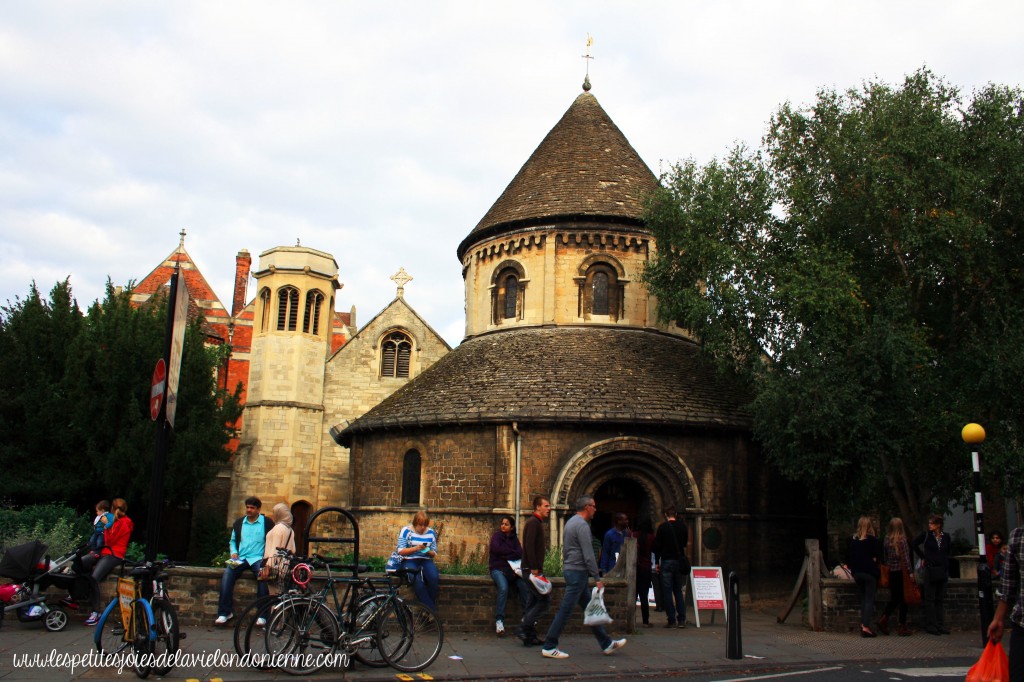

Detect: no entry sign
[150, 358, 166, 421]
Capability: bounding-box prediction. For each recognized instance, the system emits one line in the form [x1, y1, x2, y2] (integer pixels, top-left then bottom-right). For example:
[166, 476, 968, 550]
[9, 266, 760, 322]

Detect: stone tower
[229, 245, 341, 515]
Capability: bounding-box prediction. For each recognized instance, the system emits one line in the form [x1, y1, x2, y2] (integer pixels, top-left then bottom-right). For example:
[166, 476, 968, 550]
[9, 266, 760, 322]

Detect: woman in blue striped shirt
[395, 510, 439, 610]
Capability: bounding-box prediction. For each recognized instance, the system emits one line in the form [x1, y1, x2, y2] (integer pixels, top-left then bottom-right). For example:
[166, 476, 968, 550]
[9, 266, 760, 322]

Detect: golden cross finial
[582, 33, 594, 91]
[391, 267, 413, 298]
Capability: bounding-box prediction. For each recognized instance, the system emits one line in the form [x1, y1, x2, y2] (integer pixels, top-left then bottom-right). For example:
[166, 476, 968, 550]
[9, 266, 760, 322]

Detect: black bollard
[727, 571, 742, 659]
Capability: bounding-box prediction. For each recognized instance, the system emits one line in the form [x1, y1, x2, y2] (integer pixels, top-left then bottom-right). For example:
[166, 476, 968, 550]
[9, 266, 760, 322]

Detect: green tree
[644, 69, 1024, 531]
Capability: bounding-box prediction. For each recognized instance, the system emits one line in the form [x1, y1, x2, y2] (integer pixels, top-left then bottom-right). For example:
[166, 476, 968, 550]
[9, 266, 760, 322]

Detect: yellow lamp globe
[962, 423, 986, 444]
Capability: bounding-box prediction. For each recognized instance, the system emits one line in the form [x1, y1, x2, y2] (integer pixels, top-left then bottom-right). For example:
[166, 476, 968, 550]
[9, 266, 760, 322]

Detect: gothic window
[380, 331, 412, 378]
[401, 450, 421, 505]
[302, 290, 324, 335]
[277, 286, 299, 331]
[259, 288, 271, 332]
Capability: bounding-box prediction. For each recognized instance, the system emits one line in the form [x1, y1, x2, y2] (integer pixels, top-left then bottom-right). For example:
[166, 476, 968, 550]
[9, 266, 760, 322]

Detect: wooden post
[806, 539, 822, 631]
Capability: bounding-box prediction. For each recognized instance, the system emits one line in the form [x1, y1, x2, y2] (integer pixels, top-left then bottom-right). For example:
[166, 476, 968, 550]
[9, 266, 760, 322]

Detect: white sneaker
[214, 613, 233, 625]
[603, 638, 627, 655]
[495, 619, 505, 636]
[256, 617, 266, 628]
[542, 648, 569, 659]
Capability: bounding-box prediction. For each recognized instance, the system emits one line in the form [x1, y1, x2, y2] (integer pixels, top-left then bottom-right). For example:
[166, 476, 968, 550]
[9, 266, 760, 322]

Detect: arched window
[303, 290, 324, 335]
[277, 286, 299, 331]
[401, 450, 421, 505]
[591, 271, 610, 315]
[490, 262, 526, 325]
[380, 331, 412, 378]
[578, 261, 623, 320]
[502, 273, 518, 319]
[259, 288, 271, 332]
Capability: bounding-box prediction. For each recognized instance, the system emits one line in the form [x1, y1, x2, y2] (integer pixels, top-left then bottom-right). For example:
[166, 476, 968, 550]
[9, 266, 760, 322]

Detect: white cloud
[2, 0, 1023, 343]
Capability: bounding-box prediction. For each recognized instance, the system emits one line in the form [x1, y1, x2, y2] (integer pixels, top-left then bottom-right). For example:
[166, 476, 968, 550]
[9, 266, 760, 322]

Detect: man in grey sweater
[540, 495, 627, 659]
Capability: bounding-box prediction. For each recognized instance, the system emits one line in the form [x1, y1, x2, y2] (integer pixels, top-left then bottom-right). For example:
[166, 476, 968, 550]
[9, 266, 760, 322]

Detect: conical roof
[457, 92, 661, 260]
[335, 327, 751, 444]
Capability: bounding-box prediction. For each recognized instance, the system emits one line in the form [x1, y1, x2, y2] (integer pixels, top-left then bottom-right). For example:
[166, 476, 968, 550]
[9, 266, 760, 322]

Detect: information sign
[690, 566, 727, 628]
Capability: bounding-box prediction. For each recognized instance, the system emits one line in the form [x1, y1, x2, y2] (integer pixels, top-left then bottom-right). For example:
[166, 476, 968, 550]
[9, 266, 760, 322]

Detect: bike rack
[302, 506, 362, 576]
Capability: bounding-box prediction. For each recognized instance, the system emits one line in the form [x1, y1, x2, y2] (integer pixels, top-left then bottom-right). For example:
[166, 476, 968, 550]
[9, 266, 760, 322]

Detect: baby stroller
[0, 539, 85, 632]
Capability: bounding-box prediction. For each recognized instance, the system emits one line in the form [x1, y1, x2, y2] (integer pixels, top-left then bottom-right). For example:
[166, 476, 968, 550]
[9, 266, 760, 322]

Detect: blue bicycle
[93, 559, 181, 679]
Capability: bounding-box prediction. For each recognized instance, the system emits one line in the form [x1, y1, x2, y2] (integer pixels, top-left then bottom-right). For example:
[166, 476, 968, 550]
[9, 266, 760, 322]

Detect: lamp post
[963, 422, 993, 645]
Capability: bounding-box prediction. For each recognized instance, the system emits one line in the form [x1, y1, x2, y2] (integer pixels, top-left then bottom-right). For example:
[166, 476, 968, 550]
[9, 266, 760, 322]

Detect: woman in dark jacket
[911, 514, 951, 635]
[488, 515, 528, 637]
[848, 516, 882, 637]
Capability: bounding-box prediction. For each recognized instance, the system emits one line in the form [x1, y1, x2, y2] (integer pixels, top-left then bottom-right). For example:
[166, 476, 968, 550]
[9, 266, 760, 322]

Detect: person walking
[878, 517, 912, 636]
[633, 519, 656, 627]
[911, 514, 951, 635]
[987, 524, 1024, 679]
[540, 495, 626, 660]
[848, 516, 882, 637]
[516, 496, 552, 647]
[653, 506, 690, 628]
[488, 515, 529, 636]
[216, 496, 274, 625]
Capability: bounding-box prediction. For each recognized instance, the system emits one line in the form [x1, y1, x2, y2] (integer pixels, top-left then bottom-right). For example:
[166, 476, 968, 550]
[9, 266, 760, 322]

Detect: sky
[2, 2, 1022, 347]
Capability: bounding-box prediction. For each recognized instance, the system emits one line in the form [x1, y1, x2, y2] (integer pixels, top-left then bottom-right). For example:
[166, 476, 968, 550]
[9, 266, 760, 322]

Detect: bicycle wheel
[96, 599, 130, 655]
[130, 599, 154, 679]
[233, 594, 279, 669]
[265, 597, 339, 675]
[378, 601, 443, 673]
[350, 594, 389, 668]
[149, 598, 179, 675]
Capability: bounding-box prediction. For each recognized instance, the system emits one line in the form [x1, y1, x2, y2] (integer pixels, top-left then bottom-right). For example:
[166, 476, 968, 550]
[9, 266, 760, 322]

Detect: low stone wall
[93, 568, 633, 634]
[820, 578, 984, 632]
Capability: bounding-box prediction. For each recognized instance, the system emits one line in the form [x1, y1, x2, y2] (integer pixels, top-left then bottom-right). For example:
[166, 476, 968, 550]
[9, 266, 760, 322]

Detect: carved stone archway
[549, 437, 704, 564]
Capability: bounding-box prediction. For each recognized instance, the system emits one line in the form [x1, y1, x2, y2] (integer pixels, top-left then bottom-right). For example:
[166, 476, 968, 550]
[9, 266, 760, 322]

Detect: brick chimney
[232, 249, 251, 317]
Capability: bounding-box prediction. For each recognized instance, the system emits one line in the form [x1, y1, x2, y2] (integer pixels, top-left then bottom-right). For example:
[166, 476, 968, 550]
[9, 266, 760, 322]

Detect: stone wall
[91, 569, 632, 634]
[820, 578, 985, 632]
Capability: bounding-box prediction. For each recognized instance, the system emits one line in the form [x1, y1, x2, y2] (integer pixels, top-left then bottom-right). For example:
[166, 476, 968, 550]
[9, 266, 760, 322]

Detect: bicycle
[263, 558, 443, 675]
[93, 559, 182, 679]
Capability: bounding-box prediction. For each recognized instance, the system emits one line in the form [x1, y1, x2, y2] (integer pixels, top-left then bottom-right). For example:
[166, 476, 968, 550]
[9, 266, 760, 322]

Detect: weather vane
[582, 33, 594, 91]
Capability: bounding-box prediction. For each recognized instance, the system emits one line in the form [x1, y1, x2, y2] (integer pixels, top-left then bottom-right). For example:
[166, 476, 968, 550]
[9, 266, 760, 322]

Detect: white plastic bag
[583, 586, 613, 626]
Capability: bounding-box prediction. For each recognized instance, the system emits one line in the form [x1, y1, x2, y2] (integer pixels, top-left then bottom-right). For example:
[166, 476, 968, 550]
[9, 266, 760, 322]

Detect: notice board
[690, 566, 727, 627]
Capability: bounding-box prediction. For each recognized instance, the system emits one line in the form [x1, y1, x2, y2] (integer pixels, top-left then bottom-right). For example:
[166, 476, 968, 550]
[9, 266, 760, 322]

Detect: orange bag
[966, 640, 1009, 682]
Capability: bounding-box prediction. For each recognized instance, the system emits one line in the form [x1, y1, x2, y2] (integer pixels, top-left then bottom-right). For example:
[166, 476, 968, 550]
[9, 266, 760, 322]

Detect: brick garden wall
[820, 578, 983, 632]
[92, 569, 633, 634]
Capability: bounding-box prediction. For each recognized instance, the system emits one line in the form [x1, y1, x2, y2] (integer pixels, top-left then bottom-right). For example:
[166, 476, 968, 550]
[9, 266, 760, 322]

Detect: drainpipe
[513, 421, 522, 535]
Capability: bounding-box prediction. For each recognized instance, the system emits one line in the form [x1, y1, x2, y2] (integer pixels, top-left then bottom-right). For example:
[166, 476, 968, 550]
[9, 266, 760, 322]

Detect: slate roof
[457, 92, 662, 260]
[336, 326, 751, 444]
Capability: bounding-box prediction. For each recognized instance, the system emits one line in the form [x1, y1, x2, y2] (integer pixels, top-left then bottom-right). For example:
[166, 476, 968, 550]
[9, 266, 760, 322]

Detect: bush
[0, 503, 90, 558]
[191, 515, 231, 566]
[444, 539, 487, 575]
[544, 545, 563, 577]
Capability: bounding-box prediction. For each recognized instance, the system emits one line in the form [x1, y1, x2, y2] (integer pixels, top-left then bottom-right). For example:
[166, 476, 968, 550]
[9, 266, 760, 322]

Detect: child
[89, 500, 114, 551]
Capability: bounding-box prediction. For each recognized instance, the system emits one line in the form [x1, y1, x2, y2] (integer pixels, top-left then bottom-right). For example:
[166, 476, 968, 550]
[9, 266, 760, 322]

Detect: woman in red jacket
[81, 498, 134, 625]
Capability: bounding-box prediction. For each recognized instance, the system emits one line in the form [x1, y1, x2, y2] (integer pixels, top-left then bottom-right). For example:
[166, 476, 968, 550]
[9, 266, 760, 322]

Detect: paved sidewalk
[0, 607, 985, 681]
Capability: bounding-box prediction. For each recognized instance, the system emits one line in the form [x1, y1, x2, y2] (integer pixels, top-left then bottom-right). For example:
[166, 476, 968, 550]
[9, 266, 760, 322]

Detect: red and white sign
[150, 358, 166, 421]
[691, 567, 726, 610]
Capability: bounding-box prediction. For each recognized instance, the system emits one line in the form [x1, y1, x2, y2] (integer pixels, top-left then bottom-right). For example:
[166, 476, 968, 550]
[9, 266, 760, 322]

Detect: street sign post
[150, 358, 166, 421]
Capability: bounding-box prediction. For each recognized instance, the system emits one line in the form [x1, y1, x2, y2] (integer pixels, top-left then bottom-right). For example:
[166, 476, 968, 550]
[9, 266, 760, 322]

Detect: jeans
[882, 569, 907, 623]
[660, 559, 686, 625]
[542, 569, 611, 651]
[922, 570, 947, 631]
[1010, 623, 1024, 681]
[404, 559, 439, 610]
[491, 569, 528, 621]
[520, 573, 550, 638]
[80, 553, 123, 613]
[218, 559, 268, 617]
[636, 566, 652, 624]
[853, 572, 877, 628]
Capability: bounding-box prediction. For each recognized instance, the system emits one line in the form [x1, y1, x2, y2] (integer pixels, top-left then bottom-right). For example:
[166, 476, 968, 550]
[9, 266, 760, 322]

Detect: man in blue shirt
[600, 513, 629, 575]
[215, 496, 274, 625]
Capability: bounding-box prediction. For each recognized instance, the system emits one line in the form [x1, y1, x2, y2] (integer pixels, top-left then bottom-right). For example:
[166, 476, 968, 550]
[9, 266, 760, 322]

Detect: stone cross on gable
[391, 267, 413, 299]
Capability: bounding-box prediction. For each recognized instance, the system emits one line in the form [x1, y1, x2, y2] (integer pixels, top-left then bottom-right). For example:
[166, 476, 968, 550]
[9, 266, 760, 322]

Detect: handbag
[879, 564, 890, 588]
[966, 640, 1009, 682]
[385, 550, 404, 573]
[903, 565, 922, 605]
[583, 586, 613, 626]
